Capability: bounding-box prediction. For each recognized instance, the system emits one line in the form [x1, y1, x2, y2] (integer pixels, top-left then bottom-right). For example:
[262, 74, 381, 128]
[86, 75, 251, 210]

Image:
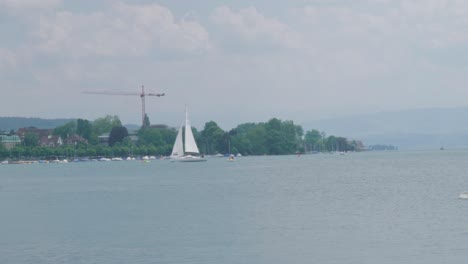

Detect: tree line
[0, 115, 363, 160]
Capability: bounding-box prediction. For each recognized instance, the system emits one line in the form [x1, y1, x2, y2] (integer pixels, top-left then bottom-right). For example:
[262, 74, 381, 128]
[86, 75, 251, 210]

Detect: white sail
[184, 108, 200, 154]
[171, 125, 184, 157]
[170, 107, 207, 162]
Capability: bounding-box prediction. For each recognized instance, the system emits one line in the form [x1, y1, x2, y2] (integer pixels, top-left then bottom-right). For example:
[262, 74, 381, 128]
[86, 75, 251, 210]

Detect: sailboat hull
[172, 157, 207, 162]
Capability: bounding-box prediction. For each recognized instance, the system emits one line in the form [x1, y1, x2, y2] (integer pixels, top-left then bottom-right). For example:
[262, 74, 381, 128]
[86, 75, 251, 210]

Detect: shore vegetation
[0, 116, 363, 160]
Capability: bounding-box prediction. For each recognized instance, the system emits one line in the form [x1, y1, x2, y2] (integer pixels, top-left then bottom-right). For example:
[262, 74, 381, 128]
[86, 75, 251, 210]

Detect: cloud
[32, 1, 212, 57]
[0, 0, 62, 10]
[211, 6, 303, 50]
[2, 1, 468, 124]
[288, 0, 468, 78]
[299, 0, 468, 48]
[0, 48, 17, 69]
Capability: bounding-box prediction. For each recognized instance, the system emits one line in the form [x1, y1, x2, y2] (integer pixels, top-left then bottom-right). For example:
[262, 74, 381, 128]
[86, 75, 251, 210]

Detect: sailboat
[170, 108, 207, 162]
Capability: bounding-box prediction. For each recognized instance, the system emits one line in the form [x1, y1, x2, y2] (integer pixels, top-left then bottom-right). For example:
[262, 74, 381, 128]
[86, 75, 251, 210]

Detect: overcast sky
[1, 0, 467, 129]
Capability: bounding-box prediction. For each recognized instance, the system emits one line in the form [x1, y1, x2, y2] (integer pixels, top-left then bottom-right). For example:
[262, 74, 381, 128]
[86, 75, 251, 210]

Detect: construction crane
[83, 85, 165, 127]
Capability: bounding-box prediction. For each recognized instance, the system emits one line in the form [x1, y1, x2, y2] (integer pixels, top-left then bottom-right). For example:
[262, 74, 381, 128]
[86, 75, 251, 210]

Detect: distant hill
[304, 107, 468, 150]
[0, 117, 149, 133]
[0, 117, 76, 131]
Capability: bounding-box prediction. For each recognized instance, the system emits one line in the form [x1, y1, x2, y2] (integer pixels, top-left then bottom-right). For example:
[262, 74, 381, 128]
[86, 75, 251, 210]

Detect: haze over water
[1, 151, 468, 263]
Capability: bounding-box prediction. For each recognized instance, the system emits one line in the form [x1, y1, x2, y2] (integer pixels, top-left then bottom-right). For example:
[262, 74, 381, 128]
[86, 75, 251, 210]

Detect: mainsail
[184, 109, 200, 154]
[171, 125, 184, 157]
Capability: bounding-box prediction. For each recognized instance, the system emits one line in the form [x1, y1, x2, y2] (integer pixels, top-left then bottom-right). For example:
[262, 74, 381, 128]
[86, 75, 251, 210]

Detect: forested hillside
[0, 117, 76, 130]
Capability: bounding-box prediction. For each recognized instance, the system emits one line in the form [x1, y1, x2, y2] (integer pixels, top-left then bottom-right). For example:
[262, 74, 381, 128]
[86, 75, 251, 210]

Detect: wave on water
[459, 192, 468, 199]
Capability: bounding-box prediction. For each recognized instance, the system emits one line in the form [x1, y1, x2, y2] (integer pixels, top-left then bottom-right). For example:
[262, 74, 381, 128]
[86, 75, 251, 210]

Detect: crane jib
[82, 86, 165, 127]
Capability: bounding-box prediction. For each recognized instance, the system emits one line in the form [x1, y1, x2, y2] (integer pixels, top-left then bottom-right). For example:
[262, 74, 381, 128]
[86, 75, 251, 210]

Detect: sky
[1, 0, 468, 130]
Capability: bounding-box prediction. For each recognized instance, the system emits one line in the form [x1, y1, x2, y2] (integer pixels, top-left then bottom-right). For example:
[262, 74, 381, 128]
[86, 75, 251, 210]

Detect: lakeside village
[0, 115, 392, 165]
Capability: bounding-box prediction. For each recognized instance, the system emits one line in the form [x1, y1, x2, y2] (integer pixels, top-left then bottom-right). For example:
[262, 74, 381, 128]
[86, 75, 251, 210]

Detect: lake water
[1, 151, 468, 263]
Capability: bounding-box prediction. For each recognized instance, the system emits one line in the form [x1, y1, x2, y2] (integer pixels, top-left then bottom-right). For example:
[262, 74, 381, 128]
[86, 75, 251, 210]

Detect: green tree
[10, 146, 23, 159]
[138, 128, 165, 147]
[0, 144, 8, 159]
[265, 118, 281, 131]
[76, 119, 93, 141]
[336, 137, 347, 152]
[305, 129, 322, 151]
[24, 132, 39, 147]
[246, 125, 268, 155]
[137, 126, 177, 155]
[200, 121, 225, 155]
[108, 126, 129, 147]
[222, 129, 237, 154]
[92, 115, 122, 136]
[325, 135, 337, 152]
[143, 114, 150, 128]
[53, 121, 76, 139]
[263, 119, 300, 155]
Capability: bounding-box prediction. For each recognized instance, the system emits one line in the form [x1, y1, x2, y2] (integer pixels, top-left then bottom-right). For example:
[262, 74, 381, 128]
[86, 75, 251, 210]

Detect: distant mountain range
[304, 107, 468, 150]
[0, 117, 76, 131]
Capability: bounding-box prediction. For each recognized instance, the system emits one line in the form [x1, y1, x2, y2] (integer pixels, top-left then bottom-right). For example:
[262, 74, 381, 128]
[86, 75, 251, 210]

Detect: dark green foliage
[76, 119, 93, 141]
[326, 135, 337, 151]
[0, 144, 8, 159]
[304, 129, 322, 151]
[303, 132, 360, 152]
[228, 118, 302, 155]
[336, 137, 348, 152]
[108, 126, 129, 147]
[137, 126, 177, 156]
[23, 132, 39, 147]
[92, 115, 122, 136]
[143, 114, 150, 128]
[0, 115, 363, 160]
[200, 121, 225, 155]
[53, 121, 76, 139]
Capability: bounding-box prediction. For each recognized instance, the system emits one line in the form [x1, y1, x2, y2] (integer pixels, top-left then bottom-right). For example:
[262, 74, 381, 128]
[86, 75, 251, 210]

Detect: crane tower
[83, 85, 165, 127]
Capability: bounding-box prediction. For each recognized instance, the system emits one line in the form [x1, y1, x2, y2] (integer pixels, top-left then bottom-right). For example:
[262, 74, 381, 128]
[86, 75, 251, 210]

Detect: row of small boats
[0, 154, 243, 165]
[0, 155, 158, 165]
